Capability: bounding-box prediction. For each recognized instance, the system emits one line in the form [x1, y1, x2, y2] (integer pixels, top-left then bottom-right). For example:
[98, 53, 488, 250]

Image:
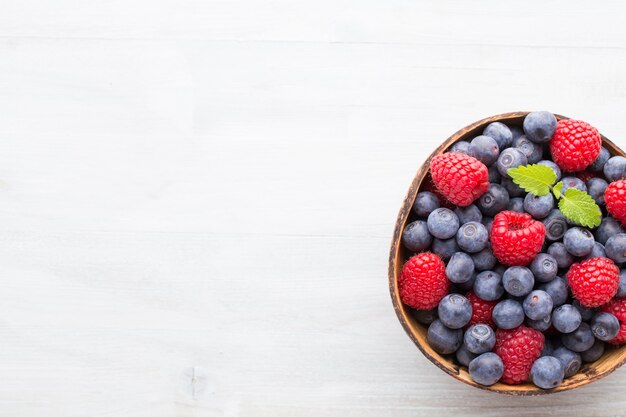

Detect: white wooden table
[2, 1, 626, 415]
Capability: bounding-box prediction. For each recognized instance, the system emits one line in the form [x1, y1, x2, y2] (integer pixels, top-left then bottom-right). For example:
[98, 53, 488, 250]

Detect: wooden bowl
[388, 111, 626, 395]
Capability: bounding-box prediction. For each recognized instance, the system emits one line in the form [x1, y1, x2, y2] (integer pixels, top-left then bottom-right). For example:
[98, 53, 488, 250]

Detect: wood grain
[389, 112, 626, 395]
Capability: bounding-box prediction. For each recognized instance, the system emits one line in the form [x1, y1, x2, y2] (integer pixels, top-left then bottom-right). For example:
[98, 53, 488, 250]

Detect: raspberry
[605, 180, 626, 226]
[495, 325, 544, 384]
[466, 290, 496, 328]
[602, 298, 626, 345]
[429, 152, 489, 207]
[567, 257, 619, 307]
[575, 170, 597, 183]
[550, 120, 602, 172]
[398, 252, 449, 310]
[491, 211, 546, 266]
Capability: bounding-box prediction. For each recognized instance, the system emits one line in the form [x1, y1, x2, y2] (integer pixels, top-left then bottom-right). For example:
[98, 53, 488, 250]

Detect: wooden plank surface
[1, 1, 626, 415]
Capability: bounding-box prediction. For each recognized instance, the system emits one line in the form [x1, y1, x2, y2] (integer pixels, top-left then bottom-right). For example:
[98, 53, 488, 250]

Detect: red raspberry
[429, 152, 489, 207]
[567, 257, 619, 307]
[605, 180, 626, 226]
[602, 298, 626, 345]
[398, 252, 449, 310]
[491, 211, 546, 266]
[495, 325, 544, 384]
[466, 290, 496, 328]
[576, 170, 597, 183]
[550, 119, 601, 172]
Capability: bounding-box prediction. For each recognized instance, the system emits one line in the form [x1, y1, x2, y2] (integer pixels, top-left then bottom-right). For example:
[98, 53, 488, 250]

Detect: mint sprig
[557, 188, 602, 228]
[508, 164, 601, 228]
[508, 164, 557, 196]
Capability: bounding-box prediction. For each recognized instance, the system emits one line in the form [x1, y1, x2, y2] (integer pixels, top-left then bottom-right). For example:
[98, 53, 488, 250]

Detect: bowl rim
[388, 111, 626, 395]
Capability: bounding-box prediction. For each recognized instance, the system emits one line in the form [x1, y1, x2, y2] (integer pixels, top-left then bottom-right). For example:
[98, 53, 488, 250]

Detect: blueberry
[469, 352, 504, 386]
[552, 347, 581, 377]
[524, 193, 554, 219]
[580, 339, 605, 363]
[494, 264, 507, 276]
[456, 344, 477, 367]
[534, 357, 566, 388]
[563, 227, 595, 257]
[464, 324, 496, 354]
[559, 176, 587, 194]
[530, 253, 558, 283]
[507, 294, 525, 302]
[427, 208, 460, 239]
[472, 245, 497, 271]
[586, 178, 608, 206]
[531, 356, 564, 389]
[492, 299, 524, 329]
[589, 147, 610, 172]
[413, 191, 440, 218]
[438, 294, 472, 329]
[523, 290, 553, 320]
[572, 299, 596, 322]
[455, 204, 483, 224]
[446, 252, 476, 283]
[488, 165, 502, 183]
[456, 222, 488, 253]
[502, 266, 535, 297]
[455, 273, 477, 291]
[549, 336, 564, 351]
[497, 148, 528, 178]
[617, 270, 626, 298]
[552, 304, 582, 333]
[509, 125, 524, 141]
[473, 271, 504, 301]
[539, 276, 569, 307]
[537, 160, 562, 182]
[402, 220, 432, 252]
[449, 141, 471, 155]
[432, 238, 459, 261]
[523, 111, 557, 143]
[604, 155, 626, 182]
[528, 314, 552, 332]
[547, 242, 575, 269]
[561, 322, 595, 352]
[500, 177, 526, 197]
[477, 183, 510, 217]
[542, 210, 568, 241]
[411, 308, 437, 325]
[483, 122, 513, 150]
[508, 197, 525, 213]
[427, 319, 463, 354]
[541, 338, 555, 357]
[595, 217, 624, 245]
[481, 217, 494, 232]
[605, 233, 626, 263]
[514, 135, 543, 163]
[584, 242, 606, 260]
[590, 312, 620, 341]
[469, 135, 500, 166]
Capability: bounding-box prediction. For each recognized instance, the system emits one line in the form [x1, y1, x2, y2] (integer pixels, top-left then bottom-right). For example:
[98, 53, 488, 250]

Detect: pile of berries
[400, 111, 626, 389]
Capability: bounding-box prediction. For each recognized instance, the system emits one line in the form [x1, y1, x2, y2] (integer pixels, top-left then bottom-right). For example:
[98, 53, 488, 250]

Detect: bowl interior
[388, 111, 626, 395]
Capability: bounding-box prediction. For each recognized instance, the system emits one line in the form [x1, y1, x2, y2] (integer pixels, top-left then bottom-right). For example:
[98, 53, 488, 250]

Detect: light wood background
[2, 1, 626, 416]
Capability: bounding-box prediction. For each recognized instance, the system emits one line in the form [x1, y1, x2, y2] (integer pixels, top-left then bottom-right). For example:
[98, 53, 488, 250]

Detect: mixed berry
[400, 111, 626, 389]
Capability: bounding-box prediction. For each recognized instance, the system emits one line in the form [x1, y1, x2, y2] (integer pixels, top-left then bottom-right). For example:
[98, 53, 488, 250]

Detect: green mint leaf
[507, 164, 557, 196]
[558, 188, 602, 228]
[552, 181, 563, 200]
